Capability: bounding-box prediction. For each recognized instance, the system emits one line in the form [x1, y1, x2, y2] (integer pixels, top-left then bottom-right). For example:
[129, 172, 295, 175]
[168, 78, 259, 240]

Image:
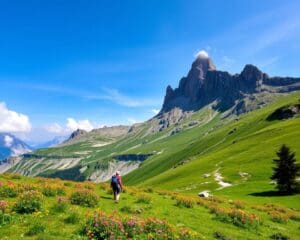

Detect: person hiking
[111, 171, 123, 203]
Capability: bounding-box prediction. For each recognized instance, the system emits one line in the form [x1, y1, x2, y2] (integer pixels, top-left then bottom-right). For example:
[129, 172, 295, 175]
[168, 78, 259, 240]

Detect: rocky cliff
[160, 54, 300, 114]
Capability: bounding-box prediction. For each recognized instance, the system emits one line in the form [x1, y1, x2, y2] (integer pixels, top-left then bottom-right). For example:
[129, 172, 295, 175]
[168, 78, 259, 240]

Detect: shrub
[175, 196, 195, 208]
[210, 206, 261, 230]
[0, 200, 12, 226]
[197, 198, 210, 208]
[83, 212, 199, 240]
[26, 222, 46, 236]
[228, 209, 260, 229]
[269, 211, 289, 223]
[208, 196, 224, 204]
[41, 184, 66, 197]
[18, 183, 37, 192]
[0, 183, 18, 198]
[264, 203, 287, 213]
[0, 200, 8, 214]
[98, 183, 110, 191]
[288, 213, 300, 222]
[210, 206, 231, 223]
[136, 194, 152, 204]
[270, 233, 290, 240]
[82, 182, 95, 190]
[13, 190, 42, 214]
[51, 196, 68, 213]
[65, 212, 80, 224]
[41, 186, 57, 197]
[122, 217, 143, 238]
[231, 200, 245, 209]
[70, 189, 98, 207]
[143, 217, 175, 239]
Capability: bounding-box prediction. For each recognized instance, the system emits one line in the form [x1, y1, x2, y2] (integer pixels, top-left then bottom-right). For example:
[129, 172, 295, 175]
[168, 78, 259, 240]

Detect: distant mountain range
[0, 133, 32, 161]
[31, 136, 68, 149]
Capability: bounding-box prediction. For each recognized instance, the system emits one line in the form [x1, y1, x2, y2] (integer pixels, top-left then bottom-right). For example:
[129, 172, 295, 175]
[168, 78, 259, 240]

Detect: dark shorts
[112, 184, 121, 194]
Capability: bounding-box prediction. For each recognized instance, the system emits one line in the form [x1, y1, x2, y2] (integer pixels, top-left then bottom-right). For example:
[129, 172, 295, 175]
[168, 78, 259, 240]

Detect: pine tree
[271, 145, 300, 194]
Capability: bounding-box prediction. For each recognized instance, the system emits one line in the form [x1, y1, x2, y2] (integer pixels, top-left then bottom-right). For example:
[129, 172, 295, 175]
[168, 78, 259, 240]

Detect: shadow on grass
[249, 191, 288, 197]
[101, 196, 113, 200]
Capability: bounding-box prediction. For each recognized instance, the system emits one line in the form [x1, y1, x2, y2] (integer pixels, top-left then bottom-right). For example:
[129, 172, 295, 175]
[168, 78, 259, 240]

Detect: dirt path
[214, 168, 232, 189]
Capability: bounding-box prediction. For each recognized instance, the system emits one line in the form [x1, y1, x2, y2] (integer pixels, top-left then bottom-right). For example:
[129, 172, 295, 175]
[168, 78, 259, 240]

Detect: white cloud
[4, 135, 13, 147]
[44, 123, 64, 134]
[44, 118, 96, 135]
[151, 109, 160, 115]
[0, 102, 31, 133]
[66, 118, 94, 132]
[102, 88, 140, 107]
[195, 50, 209, 59]
[87, 88, 160, 108]
[127, 118, 138, 125]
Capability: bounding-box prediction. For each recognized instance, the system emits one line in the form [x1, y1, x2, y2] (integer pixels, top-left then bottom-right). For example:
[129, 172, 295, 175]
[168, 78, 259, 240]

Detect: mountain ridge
[160, 56, 300, 114]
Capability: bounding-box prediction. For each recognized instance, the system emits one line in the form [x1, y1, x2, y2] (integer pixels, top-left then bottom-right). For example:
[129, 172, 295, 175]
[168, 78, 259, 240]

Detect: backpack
[111, 175, 119, 187]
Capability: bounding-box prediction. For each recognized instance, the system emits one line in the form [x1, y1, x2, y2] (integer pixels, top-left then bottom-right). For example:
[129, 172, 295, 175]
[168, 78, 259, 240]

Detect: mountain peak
[241, 64, 262, 78]
[67, 129, 87, 141]
[191, 52, 216, 79]
[159, 57, 300, 115]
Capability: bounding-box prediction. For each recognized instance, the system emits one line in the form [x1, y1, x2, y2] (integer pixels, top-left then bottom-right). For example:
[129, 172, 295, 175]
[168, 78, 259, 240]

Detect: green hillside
[8, 92, 300, 211]
[128, 92, 300, 208]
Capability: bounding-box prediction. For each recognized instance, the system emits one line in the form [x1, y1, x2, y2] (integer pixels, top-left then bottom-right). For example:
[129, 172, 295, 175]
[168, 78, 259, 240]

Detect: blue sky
[0, 0, 300, 143]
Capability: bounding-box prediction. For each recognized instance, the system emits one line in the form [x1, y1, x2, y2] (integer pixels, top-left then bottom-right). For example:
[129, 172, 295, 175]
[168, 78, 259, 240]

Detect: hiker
[111, 171, 123, 202]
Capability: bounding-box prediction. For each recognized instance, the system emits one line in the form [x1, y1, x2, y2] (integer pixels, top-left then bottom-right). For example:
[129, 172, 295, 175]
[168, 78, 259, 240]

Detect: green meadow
[0, 173, 299, 240]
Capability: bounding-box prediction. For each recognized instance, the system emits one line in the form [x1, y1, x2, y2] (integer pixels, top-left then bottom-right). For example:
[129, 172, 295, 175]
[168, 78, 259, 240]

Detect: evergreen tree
[271, 145, 300, 194]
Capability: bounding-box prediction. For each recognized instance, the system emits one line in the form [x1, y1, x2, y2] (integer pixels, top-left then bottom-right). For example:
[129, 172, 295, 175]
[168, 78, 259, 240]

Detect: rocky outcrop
[66, 129, 87, 142]
[160, 55, 300, 114]
[91, 125, 131, 138]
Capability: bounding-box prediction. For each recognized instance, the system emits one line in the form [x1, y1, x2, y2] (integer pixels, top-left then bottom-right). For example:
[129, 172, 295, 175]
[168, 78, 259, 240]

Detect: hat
[116, 171, 120, 175]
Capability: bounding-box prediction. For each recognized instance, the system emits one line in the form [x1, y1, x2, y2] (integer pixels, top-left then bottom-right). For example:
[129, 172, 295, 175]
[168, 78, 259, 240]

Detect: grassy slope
[0, 174, 299, 240]
[129, 92, 300, 208]
[10, 106, 221, 180]
[9, 92, 300, 210]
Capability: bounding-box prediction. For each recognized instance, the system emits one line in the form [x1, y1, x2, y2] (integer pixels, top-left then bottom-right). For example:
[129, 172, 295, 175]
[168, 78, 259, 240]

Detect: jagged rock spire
[159, 54, 300, 114]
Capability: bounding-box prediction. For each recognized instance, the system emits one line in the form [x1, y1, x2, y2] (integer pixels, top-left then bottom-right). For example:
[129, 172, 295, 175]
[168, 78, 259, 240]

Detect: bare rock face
[66, 129, 87, 142]
[159, 56, 300, 115]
